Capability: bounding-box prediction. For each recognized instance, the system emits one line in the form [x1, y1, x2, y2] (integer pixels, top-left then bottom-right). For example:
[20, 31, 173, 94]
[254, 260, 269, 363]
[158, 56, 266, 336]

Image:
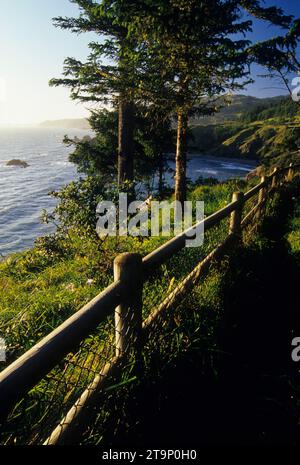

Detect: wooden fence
[0, 162, 298, 445]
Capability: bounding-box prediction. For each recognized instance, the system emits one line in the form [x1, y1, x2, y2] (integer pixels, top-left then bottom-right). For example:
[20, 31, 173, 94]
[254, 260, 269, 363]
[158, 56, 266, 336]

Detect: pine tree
[51, 1, 298, 205]
[64, 107, 174, 190]
[50, 0, 145, 190]
[130, 0, 296, 203]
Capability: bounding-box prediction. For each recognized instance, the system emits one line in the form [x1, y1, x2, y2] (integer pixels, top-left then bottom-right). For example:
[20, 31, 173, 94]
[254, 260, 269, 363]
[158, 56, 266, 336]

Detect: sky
[0, 0, 299, 126]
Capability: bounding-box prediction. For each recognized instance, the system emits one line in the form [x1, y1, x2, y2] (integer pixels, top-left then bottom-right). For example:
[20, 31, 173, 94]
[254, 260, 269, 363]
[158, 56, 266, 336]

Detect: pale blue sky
[0, 0, 97, 125]
[0, 0, 299, 125]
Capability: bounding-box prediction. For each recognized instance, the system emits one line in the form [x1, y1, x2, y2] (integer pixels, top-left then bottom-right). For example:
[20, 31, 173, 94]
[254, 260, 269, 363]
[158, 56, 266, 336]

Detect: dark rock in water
[6, 159, 29, 168]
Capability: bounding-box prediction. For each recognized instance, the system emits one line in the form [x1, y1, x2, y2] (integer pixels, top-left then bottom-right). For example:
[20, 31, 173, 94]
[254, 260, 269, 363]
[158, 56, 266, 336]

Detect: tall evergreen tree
[63, 107, 174, 191]
[51, 1, 298, 205]
[50, 0, 144, 189]
[130, 0, 296, 203]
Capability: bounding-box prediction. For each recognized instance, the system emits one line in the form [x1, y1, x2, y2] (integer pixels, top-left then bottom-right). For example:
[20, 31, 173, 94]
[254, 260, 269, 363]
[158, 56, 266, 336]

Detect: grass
[218, 117, 300, 162]
[90, 177, 300, 447]
[0, 177, 250, 361]
[0, 174, 294, 445]
[286, 198, 300, 260]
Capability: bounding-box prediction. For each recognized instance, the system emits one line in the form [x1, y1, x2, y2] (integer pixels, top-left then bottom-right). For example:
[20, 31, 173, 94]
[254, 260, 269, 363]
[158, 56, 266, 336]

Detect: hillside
[39, 95, 300, 166]
[191, 94, 286, 125]
[40, 118, 90, 130]
[39, 95, 284, 130]
[190, 96, 300, 165]
[216, 118, 300, 164]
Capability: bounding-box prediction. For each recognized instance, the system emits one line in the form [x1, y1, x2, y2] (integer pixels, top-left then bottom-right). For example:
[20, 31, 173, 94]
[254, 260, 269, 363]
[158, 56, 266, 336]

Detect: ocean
[0, 127, 89, 256]
[0, 127, 256, 256]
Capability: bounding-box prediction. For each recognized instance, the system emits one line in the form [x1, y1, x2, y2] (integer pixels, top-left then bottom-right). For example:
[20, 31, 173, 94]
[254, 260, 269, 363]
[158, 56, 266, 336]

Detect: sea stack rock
[6, 159, 29, 168]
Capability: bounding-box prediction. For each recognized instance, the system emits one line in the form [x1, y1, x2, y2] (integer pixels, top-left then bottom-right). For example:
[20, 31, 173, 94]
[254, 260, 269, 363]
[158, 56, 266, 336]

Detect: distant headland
[39, 119, 90, 130]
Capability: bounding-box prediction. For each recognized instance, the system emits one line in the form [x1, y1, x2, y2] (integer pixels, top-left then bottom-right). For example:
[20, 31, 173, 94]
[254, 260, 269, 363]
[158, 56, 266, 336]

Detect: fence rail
[0, 162, 299, 445]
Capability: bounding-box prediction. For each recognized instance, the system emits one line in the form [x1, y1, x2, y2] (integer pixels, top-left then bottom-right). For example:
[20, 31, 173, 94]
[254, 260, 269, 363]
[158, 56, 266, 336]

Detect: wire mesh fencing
[78, 218, 234, 445]
[0, 313, 117, 445]
[0, 206, 264, 445]
[0, 166, 295, 446]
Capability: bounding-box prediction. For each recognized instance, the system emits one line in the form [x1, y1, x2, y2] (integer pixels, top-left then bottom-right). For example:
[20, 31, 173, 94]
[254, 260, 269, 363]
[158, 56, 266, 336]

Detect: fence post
[258, 176, 266, 204]
[271, 167, 278, 189]
[257, 176, 266, 219]
[114, 253, 143, 358]
[287, 163, 294, 182]
[229, 191, 244, 236]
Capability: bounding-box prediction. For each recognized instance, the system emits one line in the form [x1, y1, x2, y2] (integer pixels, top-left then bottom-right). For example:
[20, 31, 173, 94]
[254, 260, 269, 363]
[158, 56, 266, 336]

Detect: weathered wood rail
[0, 162, 298, 445]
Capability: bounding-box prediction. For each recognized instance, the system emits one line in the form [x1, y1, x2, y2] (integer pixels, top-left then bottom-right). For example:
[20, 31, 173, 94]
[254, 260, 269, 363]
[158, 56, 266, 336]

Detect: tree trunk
[118, 99, 134, 189]
[175, 110, 188, 204]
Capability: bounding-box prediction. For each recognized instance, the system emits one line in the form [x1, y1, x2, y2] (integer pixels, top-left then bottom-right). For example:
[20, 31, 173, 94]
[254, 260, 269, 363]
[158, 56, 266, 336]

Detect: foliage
[286, 191, 300, 262]
[50, 0, 140, 106]
[216, 120, 300, 162]
[2, 173, 300, 444]
[40, 176, 119, 254]
[50, 0, 299, 201]
[188, 96, 300, 164]
[241, 96, 300, 124]
[189, 122, 247, 153]
[0, 179, 242, 355]
[129, 0, 298, 201]
[50, 0, 169, 185]
[65, 107, 175, 184]
[66, 110, 118, 177]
